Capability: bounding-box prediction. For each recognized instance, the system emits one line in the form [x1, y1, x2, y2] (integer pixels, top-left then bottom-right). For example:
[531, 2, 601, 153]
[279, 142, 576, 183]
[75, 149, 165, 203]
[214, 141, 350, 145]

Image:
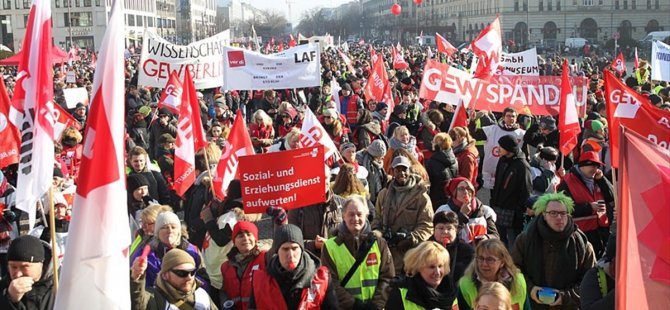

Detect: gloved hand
[266, 207, 288, 225]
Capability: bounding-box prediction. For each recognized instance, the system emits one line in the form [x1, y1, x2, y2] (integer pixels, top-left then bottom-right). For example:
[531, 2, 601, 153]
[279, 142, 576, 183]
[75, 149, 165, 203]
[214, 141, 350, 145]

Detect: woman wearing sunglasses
[131, 248, 217, 310]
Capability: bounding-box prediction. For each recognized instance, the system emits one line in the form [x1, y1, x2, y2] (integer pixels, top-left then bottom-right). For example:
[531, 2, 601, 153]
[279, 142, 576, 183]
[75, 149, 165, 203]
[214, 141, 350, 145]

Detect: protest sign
[497, 48, 540, 76]
[66, 71, 76, 83]
[419, 59, 588, 116]
[222, 44, 321, 91]
[138, 30, 230, 89]
[62, 87, 89, 109]
[651, 40, 670, 82]
[239, 146, 326, 213]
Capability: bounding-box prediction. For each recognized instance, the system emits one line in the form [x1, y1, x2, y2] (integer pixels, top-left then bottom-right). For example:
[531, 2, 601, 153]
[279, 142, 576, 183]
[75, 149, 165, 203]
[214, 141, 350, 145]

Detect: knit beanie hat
[127, 174, 150, 193]
[539, 116, 557, 131]
[498, 135, 519, 153]
[538, 146, 559, 161]
[589, 119, 605, 132]
[375, 102, 388, 112]
[273, 224, 304, 251]
[154, 211, 181, 236]
[232, 221, 259, 241]
[444, 177, 473, 197]
[160, 248, 195, 273]
[367, 139, 387, 158]
[8, 235, 45, 263]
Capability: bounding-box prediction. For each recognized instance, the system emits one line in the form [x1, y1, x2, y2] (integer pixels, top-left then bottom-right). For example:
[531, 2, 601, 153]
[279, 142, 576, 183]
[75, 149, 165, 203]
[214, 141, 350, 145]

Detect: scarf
[155, 274, 198, 310]
[575, 165, 596, 193]
[389, 136, 417, 155]
[386, 175, 419, 213]
[524, 215, 585, 288]
[405, 274, 456, 309]
[452, 140, 468, 155]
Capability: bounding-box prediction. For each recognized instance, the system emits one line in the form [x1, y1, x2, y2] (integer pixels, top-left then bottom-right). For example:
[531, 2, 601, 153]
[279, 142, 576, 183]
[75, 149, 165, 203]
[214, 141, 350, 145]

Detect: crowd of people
[0, 38, 667, 310]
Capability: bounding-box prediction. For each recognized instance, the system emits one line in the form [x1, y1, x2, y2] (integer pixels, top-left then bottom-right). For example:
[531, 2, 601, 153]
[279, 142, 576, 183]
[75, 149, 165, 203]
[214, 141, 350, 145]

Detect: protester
[149, 108, 177, 159]
[417, 109, 445, 159]
[0, 235, 54, 310]
[528, 146, 562, 196]
[127, 146, 172, 206]
[131, 248, 217, 310]
[372, 155, 434, 274]
[58, 127, 83, 181]
[249, 224, 339, 309]
[385, 241, 457, 309]
[429, 210, 475, 283]
[183, 144, 221, 248]
[356, 139, 388, 204]
[268, 127, 301, 152]
[424, 132, 459, 208]
[580, 233, 615, 309]
[331, 142, 369, 184]
[353, 109, 384, 149]
[473, 282, 513, 310]
[383, 126, 422, 173]
[512, 192, 596, 309]
[449, 126, 480, 187]
[321, 196, 394, 309]
[457, 239, 528, 310]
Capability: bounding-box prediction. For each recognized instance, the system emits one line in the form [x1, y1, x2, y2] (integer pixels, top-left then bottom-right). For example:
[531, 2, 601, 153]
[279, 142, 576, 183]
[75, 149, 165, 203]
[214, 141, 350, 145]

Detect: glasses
[456, 186, 474, 194]
[323, 116, 332, 119]
[171, 269, 196, 278]
[476, 256, 500, 265]
[545, 211, 570, 218]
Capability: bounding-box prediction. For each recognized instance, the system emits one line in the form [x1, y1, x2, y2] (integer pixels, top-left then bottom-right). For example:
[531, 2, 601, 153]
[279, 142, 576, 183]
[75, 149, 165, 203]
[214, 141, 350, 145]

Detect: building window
[22, 0, 29, 9]
[83, 0, 91, 7]
[65, 12, 93, 27]
[74, 0, 79, 7]
[127, 14, 135, 27]
[136, 15, 143, 27]
[647, 0, 651, 9]
[539, 0, 544, 10]
[624, 0, 627, 8]
[655, 0, 659, 9]
[63, 0, 68, 7]
[632, 0, 636, 8]
[557, 0, 561, 10]
[23, 14, 28, 28]
[583, 0, 593, 5]
[523, 0, 528, 11]
[615, 0, 620, 8]
[3, 0, 10, 9]
[96, 0, 100, 6]
[148, 17, 153, 27]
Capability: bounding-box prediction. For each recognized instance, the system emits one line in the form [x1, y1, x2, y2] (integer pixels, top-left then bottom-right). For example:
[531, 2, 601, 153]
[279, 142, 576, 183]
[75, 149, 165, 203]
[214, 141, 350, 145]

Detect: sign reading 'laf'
[239, 146, 326, 213]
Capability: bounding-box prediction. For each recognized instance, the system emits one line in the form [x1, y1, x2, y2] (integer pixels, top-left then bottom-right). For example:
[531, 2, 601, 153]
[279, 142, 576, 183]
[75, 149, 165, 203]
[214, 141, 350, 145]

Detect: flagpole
[48, 186, 59, 293]
[611, 168, 618, 234]
[202, 147, 218, 199]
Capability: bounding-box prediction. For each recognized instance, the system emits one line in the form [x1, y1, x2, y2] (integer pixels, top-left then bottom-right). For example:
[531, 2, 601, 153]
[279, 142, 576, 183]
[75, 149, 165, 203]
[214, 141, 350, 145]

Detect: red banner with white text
[239, 146, 327, 213]
[419, 60, 589, 116]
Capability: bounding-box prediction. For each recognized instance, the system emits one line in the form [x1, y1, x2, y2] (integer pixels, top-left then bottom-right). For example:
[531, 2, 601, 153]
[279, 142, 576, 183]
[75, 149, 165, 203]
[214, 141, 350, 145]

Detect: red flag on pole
[449, 99, 469, 132]
[616, 127, 670, 310]
[364, 51, 387, 102]
[435, 33, 458, 57]
[603, 70, 670, 168]
[54, 1, 131, 308]
[611, 52, 627, 75]
[173, 70, 206, 197]
[381, 80, 395, 121]
[0, 79, 20, 169]
[278, 42, 284, 52]
[470, 17, 502, 79]
[338, 49, 356, 74]
[288, 34, 297, 47]
[53, 102, 81, 140]
[213, 111, 255, 200]
[558, 59, 581, 155]
[157, 71, 183, 114]
[13, 0, 55, 230]
[392, 46, 409, 70]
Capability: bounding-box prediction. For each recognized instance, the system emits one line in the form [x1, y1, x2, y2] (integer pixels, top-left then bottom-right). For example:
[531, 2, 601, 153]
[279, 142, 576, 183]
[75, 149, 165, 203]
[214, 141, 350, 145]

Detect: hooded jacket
[0, 240, 55, 310]
[424, 149, 459, 208]
[490, 149, 532, 228]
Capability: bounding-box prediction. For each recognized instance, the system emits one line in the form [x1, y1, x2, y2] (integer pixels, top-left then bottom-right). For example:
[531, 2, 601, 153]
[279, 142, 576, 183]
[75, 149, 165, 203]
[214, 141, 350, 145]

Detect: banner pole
[202, 146, 218, 200]
[48, 186, 59, 294]
[611, 167, 618, 234]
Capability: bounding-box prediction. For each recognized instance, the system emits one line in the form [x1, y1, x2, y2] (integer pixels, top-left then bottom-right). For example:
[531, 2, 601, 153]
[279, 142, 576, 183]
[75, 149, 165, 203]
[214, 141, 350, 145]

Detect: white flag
[651, 40, 670, 82]
[300, 108, 339, 160]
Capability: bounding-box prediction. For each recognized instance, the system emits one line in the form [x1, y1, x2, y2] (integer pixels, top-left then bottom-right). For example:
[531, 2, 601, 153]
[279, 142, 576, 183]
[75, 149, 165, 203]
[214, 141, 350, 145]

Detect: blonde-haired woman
[384, 126, 423, 173]
[458, 239, 528, 310]
[449, 126, 480, 187]
[249, 109, 275, 153]
[385, 241, 458, 309]
[474, 282, 513, 310]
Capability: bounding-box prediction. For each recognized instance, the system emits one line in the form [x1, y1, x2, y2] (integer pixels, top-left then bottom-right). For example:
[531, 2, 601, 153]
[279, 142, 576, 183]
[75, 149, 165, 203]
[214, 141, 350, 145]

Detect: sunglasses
[171, 269, 196, 278]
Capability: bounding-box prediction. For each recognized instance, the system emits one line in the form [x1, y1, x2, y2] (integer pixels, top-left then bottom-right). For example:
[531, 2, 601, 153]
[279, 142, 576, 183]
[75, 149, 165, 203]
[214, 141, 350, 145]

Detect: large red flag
[392, 46, 409, 70]
[449, 99, 469, 132]
[470, 17, 502, 79]
[558, 59, 581, 155]
[435, 33, 458, 57]
[611, 52, 627, 75]
[157, 71, 183, 114]
[13, 0, 55, 230]
[603, 70, 670, 168]
[0, 79, 20, 169]
[173, 70, 208, 197]
[364, 52, 387, 102]
[213, 111, 254, 200]
[616, 127, 670, 310]
[54, 0, 131, 308]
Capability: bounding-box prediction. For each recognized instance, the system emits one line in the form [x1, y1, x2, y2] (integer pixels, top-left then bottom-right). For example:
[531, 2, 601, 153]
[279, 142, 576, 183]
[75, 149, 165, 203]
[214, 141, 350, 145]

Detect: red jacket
[220, 252, 266, 310]
[59, 144, 83, 181]
[562, 172, 605, 232]
[252, 266, 330, 310]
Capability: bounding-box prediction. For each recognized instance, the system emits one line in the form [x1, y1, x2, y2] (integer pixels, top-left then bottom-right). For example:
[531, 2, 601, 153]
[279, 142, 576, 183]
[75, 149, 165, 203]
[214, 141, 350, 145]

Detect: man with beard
[131, 248, 217, 310]
[372, 156, 434, 274]
[250, 224, 338, 309]
[512, 193, 595, 310]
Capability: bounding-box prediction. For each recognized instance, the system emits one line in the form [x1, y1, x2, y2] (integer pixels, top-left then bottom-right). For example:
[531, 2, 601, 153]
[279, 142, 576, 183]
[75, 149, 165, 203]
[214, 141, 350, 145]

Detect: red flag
[157, 71, 183, 114]
[616, 128, 670, 310]
[603, 70, 670, 168]
[435, 33, 458, 57]
[13, 0, 55, 230]
[470, 17, 502, 79]
[213, 111, 254, 200]
[0, 79, 20, 169]
[558, 59, 581, 155]
[611, 52, 627, 75]
[634, 47, 639, 69]
[270, 36, 275, 46]
[53, 102, 81, 140]
[364, 51, 387, 101]
[278, 42, 284, 52]
[449, 99, 469, 131]
[89, 52, 96, 69]
[392, 46, 409, 70]
[338, 49, 355, 73]
[288, 34, 297, 47]
[173, 70, 206, 197]
[54, 1, 131, 308]
[381, 79, 395, 121]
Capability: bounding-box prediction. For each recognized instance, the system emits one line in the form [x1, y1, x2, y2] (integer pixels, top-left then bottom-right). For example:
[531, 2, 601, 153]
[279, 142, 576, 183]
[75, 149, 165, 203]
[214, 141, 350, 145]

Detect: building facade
[175, 0, 217, 44]
[360, 0, 670, 48]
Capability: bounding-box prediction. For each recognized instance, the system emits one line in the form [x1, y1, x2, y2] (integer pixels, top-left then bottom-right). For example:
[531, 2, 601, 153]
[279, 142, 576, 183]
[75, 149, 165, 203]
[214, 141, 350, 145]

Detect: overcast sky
[248, 0, 354, 25]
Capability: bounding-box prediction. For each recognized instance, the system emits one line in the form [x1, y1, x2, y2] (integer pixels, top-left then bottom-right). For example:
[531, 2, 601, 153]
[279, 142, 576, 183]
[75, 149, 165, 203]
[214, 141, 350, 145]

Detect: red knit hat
[444, 177, 473, 197]
[232, 221, 258, 240]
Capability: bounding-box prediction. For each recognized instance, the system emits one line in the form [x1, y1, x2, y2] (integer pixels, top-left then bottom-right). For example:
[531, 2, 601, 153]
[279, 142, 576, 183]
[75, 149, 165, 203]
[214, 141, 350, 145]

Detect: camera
[2, 209, 18, 222]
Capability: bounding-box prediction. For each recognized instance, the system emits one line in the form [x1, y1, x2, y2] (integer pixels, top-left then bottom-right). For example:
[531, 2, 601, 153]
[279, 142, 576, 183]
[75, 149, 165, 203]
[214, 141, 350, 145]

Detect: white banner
[63, 87, 90, 109]
[496, 48, 540, 76]
[138, 30, 230, 89]
[651, 41, 670, 82]
[223, 44, 321, 91]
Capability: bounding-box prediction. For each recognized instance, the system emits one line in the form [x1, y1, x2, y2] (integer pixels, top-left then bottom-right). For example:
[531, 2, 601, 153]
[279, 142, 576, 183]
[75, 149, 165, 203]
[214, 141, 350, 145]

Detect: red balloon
[414, 0, 423, 4]
[391, 3, 402, 15]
